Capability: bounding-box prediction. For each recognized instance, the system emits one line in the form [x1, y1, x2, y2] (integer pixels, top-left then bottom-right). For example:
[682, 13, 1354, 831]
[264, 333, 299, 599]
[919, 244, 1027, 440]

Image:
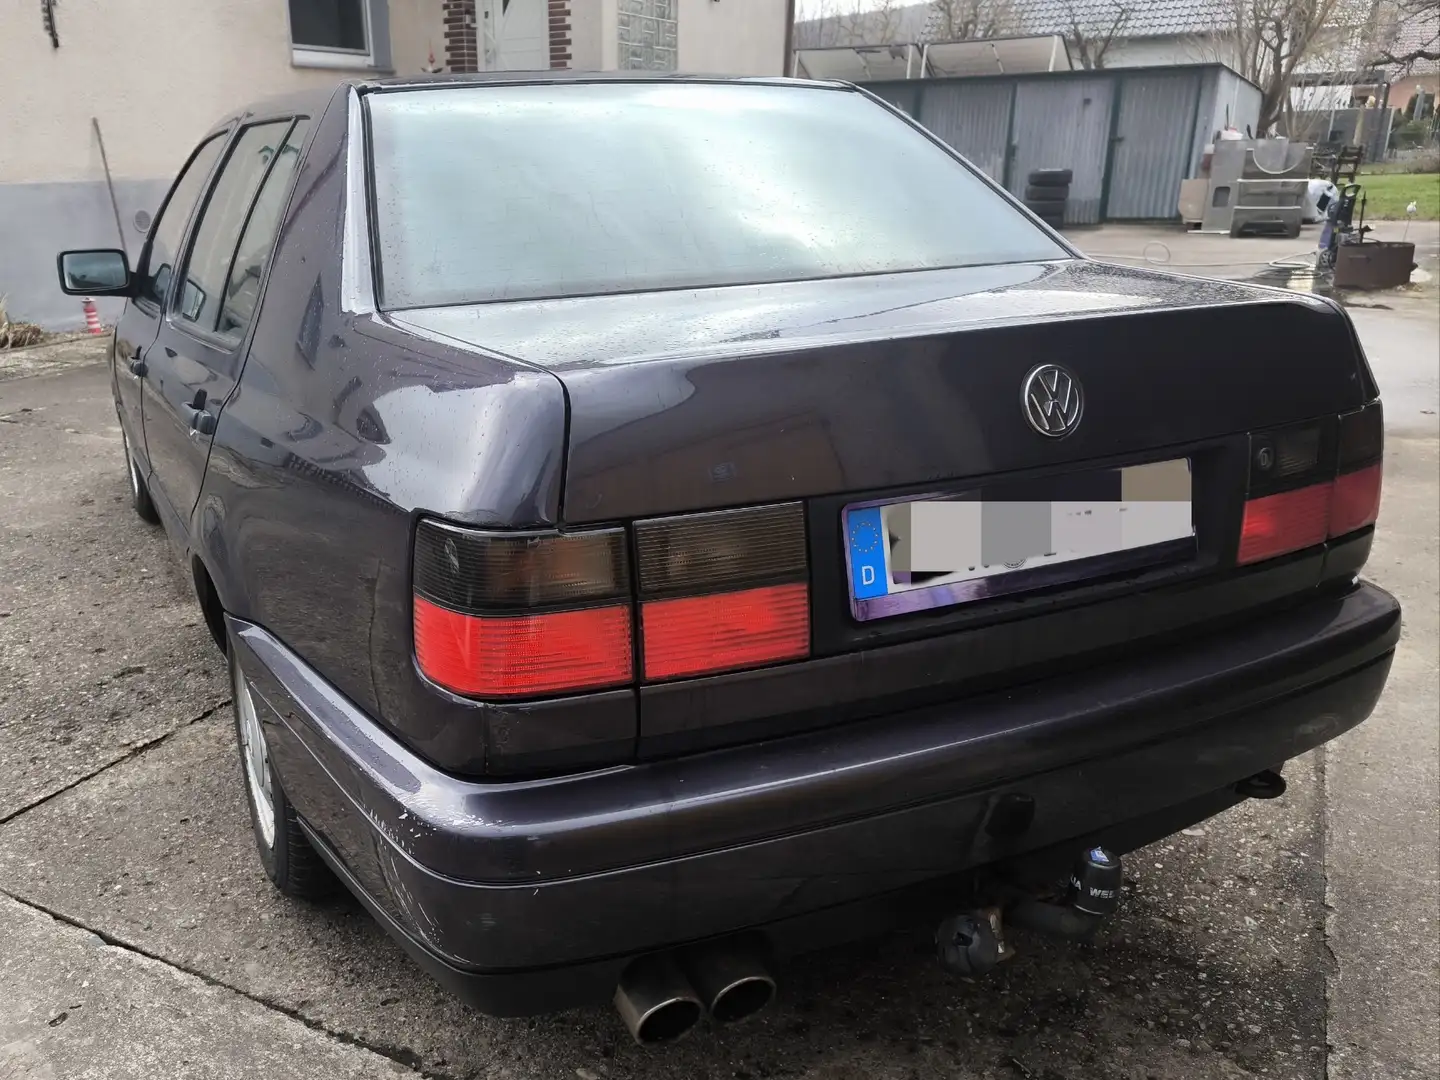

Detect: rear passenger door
[114, 132, 227, 466]
[141, 118, 309, 539]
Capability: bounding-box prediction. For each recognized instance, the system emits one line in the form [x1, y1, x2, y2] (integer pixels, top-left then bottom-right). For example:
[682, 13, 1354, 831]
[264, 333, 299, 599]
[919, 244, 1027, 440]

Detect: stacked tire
[1024, 168, 1071, 231]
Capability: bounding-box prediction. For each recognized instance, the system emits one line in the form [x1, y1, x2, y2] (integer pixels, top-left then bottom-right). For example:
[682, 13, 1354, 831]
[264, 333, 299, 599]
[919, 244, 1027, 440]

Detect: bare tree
[802, 0, 907, 46]
[1213, 0, 1350, 135]
[927, 0, 1019, 41]
[1064, 2, 1131, 69]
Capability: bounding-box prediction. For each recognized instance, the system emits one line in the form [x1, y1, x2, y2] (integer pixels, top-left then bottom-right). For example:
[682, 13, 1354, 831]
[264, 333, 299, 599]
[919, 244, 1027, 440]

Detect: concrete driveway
[1, 246, 1436, 1080]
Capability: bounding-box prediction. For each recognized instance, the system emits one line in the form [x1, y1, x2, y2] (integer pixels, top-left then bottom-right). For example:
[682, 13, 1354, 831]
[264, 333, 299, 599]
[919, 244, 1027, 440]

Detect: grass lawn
[1355, 170, 1440, 219]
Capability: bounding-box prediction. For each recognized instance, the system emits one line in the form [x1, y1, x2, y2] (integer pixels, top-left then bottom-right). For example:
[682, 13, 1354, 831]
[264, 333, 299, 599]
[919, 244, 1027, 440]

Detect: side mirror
[57, 249, 132, 297]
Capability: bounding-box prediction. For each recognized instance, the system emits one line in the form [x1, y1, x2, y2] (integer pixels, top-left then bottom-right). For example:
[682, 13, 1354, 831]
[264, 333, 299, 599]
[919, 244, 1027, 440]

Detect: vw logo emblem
[1022, 364, 1083, 438]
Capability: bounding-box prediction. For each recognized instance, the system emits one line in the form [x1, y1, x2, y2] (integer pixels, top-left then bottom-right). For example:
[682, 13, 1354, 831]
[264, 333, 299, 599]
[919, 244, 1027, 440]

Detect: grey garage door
[1106, 72, 1204, 220]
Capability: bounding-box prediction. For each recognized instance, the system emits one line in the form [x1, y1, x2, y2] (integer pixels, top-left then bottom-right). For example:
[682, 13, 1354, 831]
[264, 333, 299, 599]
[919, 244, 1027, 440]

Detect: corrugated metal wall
[863, 65, 1252, 223]
[865, 82, 920, 117]
[916, 81, 1013, 182]
[1009, 77, 1114, 224]
[1106, 73, 1203, 219]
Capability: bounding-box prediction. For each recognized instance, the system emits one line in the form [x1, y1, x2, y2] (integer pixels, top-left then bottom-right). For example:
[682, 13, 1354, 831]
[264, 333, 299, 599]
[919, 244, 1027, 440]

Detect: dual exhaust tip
[614, 938, 776, 1045]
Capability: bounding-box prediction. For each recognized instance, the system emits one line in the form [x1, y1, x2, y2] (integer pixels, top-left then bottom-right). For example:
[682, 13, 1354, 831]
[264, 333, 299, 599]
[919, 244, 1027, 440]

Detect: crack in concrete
[0, 888, 447, 1080]
[0, 699, 231, 827]
[1318, 744, 1339, 1080]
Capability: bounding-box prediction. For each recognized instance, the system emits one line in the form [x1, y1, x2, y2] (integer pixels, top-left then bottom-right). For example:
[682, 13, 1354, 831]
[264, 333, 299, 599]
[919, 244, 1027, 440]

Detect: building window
[617, 0, 676, 71]
[289, 0, 392, 70]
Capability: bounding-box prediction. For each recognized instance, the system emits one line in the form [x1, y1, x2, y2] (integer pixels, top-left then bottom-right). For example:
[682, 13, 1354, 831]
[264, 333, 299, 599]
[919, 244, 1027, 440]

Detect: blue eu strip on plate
[847, 506, 889, 600]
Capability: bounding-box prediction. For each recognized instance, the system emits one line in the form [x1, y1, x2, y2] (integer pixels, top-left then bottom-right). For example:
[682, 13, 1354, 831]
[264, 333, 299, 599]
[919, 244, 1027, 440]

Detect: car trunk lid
[388, 259, 1370, 525]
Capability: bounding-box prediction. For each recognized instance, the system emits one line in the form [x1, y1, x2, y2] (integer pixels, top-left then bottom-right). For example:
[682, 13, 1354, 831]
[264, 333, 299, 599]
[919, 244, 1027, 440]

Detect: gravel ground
[1, 274, 1435, 1079]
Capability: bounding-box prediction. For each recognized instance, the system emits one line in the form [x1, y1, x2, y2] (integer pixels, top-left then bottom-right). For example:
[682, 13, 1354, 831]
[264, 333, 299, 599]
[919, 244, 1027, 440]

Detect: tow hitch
[937, 846, 1123, 978]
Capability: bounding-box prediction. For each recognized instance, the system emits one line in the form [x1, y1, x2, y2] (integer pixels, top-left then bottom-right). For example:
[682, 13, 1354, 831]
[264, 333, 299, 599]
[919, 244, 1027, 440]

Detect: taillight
[1237, 402, 1383, 567]
[635, 503, 810, 680]
[1237, 484, 1330, 565]
[1331, 403, 1383, 537]
[412, 522, 632, 697]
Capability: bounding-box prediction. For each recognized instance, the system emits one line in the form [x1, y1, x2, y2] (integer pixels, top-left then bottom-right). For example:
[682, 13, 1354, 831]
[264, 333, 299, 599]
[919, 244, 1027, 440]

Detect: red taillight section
[1238, 403, 1383, 567]
[413, 504, 813, 697]
[1330, 461, 1382, 537]
[414, 596, 632, 697]
[413, 521, 632, 698]
[1237, 483, 1331, 565]
[642, 583, 810, 680]
[635, 503, 811, 681]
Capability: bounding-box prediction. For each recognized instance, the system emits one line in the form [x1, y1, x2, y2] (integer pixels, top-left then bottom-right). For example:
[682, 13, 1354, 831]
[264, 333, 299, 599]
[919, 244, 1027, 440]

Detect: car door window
[216, 119, 310, 341]
[136, 134, 227, 309]
[174, 121, 292, 343]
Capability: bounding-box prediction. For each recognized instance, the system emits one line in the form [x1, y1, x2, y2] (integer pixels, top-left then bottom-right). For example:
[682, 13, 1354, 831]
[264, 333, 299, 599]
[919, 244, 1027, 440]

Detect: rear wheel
[229, 633, 335, 900]
[119, 421, 160, 524]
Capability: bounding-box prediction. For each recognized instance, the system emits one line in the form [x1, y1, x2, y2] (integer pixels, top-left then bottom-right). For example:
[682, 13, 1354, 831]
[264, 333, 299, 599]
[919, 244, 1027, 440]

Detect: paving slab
[1324, 434, 1440, 1080]
[1075, 220, 1440, 287]
[0, 362, 229, 822]
[0, 252, 1434, 1080]
[0, 336, 109, 384]
[0, 892, 415, 1079]
[0, 708, 1328, 1080]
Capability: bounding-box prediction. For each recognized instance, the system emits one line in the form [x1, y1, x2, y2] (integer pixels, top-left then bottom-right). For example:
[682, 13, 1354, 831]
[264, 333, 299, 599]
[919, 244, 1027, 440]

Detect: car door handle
[182, 404, 216, 438]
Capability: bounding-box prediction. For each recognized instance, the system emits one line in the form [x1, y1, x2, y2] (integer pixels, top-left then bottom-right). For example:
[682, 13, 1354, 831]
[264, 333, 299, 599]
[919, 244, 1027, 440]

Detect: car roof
[204, 87, 341, 137]
[354, 71, 847, 92]
[205, 73, 850, 138]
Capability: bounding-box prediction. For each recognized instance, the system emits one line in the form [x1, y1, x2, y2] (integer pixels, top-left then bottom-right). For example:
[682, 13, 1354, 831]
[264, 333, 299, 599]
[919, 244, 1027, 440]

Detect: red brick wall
[548, 0, 571, 69]
[443, 0, 478, 73]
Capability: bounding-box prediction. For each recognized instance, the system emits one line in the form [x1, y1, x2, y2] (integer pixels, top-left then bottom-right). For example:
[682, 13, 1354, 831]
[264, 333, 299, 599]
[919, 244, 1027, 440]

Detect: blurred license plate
[844, 458, 1194, 621]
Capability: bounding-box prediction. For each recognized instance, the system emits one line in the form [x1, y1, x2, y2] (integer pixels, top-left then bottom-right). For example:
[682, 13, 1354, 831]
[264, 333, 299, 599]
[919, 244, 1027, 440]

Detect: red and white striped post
[82, 297, 103, 335]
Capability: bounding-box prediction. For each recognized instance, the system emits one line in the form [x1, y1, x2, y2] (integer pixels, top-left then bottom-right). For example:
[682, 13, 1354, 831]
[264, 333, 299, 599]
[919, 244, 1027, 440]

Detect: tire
[1027, 168, 1073, 187]
[1025, 197, 1068, 217]
[119, 418, 160, 524]
[229, 634, 335, 901]
[1036, 211, 1066, 229]
[1025, 184, 1070, 201]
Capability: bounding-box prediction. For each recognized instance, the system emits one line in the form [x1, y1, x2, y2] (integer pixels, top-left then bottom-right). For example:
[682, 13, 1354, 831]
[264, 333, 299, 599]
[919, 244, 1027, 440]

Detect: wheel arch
[191, 554, 228, 656]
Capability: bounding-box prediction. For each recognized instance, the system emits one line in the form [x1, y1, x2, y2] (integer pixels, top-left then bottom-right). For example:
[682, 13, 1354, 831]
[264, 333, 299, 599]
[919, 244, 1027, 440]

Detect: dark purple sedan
[56, 73, 1397, 1045]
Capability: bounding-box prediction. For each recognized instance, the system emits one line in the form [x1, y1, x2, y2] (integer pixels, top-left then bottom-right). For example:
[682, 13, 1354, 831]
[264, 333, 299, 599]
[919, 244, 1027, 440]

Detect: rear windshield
[368, 82, 1065, 307]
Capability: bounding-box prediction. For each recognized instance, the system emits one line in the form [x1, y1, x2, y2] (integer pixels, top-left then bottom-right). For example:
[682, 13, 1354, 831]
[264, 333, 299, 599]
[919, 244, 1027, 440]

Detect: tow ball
[937, 846, 1124, 978]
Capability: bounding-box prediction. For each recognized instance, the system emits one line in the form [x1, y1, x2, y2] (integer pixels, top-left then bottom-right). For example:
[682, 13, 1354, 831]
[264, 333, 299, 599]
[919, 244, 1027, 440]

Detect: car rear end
[230, 76, 1400, 1035]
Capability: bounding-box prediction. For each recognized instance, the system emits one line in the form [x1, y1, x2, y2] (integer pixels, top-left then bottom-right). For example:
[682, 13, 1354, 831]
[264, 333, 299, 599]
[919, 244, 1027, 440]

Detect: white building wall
[0, 0, 440, 328]
[676, 0, 787, 75]
[568, 0, 786, 74]
[0, 0, 439, 185]
[481, 0, 548, 69]
[568, 0, 611, 70]
[1104, 33, 1242, 72]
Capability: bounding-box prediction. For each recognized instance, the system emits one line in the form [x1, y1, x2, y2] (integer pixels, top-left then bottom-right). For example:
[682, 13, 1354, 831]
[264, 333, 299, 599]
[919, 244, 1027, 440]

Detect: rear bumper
[230, 580, 1399, 1014]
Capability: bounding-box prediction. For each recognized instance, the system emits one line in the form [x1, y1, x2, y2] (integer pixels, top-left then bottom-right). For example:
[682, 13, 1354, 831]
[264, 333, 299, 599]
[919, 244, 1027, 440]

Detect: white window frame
[289, 0, 392, 71]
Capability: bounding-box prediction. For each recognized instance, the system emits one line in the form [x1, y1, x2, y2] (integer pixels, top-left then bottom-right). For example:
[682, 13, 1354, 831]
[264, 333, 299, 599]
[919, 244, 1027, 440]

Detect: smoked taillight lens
[1330, 403, 1384, 538]
[412, 522, 632, 697]
[1237, 403, 1383, 567]
[635, 504, 811, 680]
[1330, 462, 1382, 537]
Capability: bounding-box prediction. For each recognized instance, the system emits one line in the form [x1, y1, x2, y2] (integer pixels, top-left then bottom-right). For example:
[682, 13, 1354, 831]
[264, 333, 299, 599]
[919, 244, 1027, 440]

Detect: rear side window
[368, 82, 1066, 307]
[217, 119, 310, 339]
[175, 121, 292, 341]
[137, 134, 227, 308]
